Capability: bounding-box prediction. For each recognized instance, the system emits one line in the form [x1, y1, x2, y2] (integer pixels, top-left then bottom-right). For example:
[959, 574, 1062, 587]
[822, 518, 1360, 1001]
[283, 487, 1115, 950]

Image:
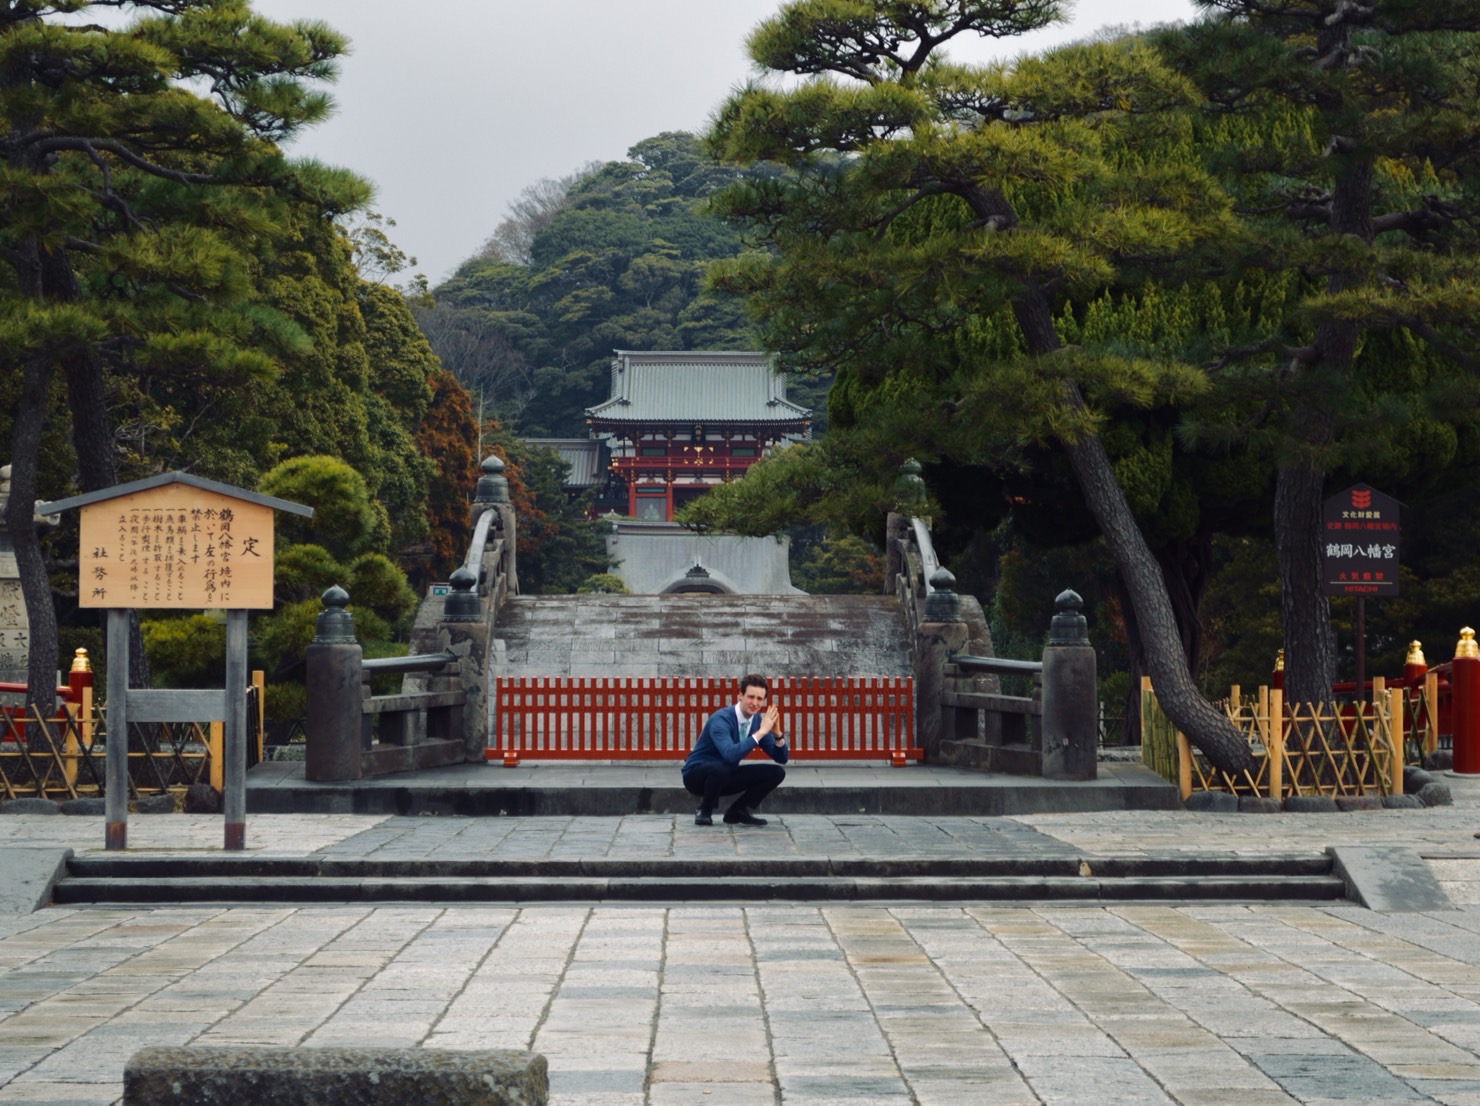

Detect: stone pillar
[1041, 589, 1097, 780]
[304, 586, 364, 782]
[440, 568, 490, 762]
[916, 569, 967, 761]
[0, 466, 29, 700]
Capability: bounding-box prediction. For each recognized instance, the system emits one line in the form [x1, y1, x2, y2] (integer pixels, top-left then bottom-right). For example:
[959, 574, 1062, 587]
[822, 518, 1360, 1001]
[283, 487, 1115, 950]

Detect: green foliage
[259, 455, 388, 562]
[264, 681, 307, 727]
[271, 544, 343, 604]
[251, 597, 320, 683]
[491, 434, 611, 594]
[426, 132, 763, 435]
[1151, 4, 1480, 697]
[791, 533, 884, 595]
[0, 0, 372, 701]
[346, 553, 419, 626]
[141, 614, 226, 688]
[577, 573, 630, 595]
[677, 441, 908, 540]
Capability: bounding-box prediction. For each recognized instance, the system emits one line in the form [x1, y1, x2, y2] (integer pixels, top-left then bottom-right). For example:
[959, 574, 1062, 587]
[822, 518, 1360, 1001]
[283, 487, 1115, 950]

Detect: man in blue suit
[682, 673, 789, 826]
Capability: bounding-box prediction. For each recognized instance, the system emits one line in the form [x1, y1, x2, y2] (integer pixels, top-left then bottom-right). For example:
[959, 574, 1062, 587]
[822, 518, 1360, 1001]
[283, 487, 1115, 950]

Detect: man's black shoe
[694, 810, 713, 826]
[723, 808, 767, 826]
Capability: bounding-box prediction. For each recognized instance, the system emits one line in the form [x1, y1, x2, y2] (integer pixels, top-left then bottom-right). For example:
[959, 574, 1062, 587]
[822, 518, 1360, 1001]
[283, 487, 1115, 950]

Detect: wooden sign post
[39, 473, 311, 850]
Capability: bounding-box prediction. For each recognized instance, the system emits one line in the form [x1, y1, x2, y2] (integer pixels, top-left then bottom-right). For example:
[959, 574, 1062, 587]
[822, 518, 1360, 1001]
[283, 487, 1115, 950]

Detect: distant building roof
[525, 438, 607, 489]
[586, 350, 810, 426]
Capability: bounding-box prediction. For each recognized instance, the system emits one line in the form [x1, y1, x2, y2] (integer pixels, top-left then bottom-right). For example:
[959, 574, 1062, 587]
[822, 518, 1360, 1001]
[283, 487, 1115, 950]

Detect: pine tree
[1155, 2, 1480, 703]
[0, 0, 367, 708]
[704, 0, 1253, 769]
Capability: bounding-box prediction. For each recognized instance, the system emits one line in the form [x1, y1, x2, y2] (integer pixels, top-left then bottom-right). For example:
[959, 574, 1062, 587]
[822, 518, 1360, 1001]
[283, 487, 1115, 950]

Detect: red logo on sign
[1351, 488, 1372, 509]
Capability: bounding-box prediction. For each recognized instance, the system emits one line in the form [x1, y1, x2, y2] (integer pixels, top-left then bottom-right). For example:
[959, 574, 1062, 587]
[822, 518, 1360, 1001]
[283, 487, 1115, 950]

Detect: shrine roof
[586, 350, 810, 426]
[524, 438, 607, 488]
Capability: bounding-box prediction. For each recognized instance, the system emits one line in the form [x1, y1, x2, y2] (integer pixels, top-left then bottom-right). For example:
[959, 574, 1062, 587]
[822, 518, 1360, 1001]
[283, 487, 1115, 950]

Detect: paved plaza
[7, 788, 1480, 1104]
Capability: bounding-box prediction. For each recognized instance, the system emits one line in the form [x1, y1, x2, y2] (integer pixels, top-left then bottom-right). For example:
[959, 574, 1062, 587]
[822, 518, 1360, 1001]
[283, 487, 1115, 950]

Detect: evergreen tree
[424, 132, 760, 436]
[1154, 2, 1480, 703]
[0, 0, 367, 708]
[703, 0, 1252, 769]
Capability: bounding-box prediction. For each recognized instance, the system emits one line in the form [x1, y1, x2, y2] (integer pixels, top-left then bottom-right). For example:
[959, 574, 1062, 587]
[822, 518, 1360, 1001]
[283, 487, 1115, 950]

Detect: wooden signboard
[40, 472, 311, 851]
[77, 483, 275, 610]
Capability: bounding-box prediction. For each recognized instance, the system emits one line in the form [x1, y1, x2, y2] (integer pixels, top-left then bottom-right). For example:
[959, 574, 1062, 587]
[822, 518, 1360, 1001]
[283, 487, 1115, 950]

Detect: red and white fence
[489, 675, 917, 766]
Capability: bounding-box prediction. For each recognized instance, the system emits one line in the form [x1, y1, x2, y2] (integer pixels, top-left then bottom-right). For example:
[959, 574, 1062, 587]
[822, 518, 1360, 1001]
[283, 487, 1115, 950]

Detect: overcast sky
[251, 0, 1203, 286]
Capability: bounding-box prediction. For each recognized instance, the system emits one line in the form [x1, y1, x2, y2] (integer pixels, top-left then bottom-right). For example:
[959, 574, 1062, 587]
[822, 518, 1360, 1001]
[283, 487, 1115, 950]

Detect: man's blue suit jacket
[682, 706, 790, 776]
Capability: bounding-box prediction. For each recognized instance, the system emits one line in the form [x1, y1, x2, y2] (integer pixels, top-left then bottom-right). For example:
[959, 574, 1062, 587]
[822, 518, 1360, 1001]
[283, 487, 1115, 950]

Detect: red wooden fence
[488, 675, 917, 766]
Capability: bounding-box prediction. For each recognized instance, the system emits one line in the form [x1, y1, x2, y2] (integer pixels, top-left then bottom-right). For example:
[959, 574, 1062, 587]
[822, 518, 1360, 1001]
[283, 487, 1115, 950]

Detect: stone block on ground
[1335, 795, 1384, 811]
[1416, 781, 1453, 806]
[1382, 793, 1425, 809]
[1, 797, 60, 815]
[1425, 749, 1454, 771]
[61, 797, 106, 815]
[1237, 796, 1282, 813]
[133, 793, 176, 814]
[0, 848, 71, 913]
[1403, 766, 1435, 792]
[123, 1045, 548, 1106]
[1184, 790, 1239, 813]
[1283, 794, 1338, 813]
[183, 784, 221, 814]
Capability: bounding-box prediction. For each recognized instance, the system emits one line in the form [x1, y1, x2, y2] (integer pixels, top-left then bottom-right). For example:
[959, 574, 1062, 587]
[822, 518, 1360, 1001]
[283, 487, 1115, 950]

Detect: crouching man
[682, 673, 788, 826]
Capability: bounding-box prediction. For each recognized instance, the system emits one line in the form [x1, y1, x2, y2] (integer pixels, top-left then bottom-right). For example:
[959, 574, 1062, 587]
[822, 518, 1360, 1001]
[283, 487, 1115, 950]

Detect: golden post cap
[1457, 628, 1480, 661]
[70, 648, 91, 673]
[1273, 648, 1285, 672]
[1406, 640, 1426, 667]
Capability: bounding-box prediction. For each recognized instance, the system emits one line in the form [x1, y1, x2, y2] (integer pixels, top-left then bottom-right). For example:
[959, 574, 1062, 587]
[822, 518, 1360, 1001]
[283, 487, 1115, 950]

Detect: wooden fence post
[1270, 687, 1285, 797]
[1389, 686, 1404, 794]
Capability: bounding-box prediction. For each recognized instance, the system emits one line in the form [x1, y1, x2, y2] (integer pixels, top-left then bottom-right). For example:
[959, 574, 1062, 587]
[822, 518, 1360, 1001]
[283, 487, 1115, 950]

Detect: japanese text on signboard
[1321, 484, 1400, 597]
[77, 485, 275, 609]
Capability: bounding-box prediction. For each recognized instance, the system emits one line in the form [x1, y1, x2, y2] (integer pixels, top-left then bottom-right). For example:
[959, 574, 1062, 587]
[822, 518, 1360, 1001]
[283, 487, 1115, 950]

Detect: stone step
[55, 854, 1346, 906]
[493, 593, 912, 679]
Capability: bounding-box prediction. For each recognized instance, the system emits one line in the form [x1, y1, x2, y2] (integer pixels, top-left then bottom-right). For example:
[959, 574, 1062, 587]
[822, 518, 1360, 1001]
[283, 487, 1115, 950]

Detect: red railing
[489, 675, 917, 766]
[0, 664, 94, 710]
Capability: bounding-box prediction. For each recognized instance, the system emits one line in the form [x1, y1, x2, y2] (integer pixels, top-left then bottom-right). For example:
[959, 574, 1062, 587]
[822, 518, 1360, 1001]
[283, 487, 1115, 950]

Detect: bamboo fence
[0, 672, 264, 802]
[1141, 676, 1411, 801]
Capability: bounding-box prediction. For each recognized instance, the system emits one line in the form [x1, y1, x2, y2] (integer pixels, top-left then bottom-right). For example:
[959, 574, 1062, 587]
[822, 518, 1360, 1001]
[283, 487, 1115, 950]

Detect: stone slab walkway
[5, 775, 1480, 1104]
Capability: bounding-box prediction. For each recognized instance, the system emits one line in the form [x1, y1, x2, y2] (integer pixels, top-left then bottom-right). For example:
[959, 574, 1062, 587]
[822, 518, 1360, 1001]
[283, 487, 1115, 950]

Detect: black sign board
[1322, 484, 1400, 597]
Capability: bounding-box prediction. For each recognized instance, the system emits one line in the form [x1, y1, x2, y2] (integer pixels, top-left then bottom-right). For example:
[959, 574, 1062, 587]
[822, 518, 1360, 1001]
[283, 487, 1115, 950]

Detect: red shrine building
[587, 350, 810, 520]
[526, 350, 811, 594]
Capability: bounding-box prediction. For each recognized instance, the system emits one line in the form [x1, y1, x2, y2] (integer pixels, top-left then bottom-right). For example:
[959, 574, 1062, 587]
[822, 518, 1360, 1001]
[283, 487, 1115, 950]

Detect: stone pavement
[7, 781, 1480, 1104]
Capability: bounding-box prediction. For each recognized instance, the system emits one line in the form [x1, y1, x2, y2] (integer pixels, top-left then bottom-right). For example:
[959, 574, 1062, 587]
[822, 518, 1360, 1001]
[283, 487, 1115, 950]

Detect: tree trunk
[1011, 286, 1252, 772]
[1060, 401, 1251, 772]
[1272, 19, 1370, 707]
[7, 357, 59, 717]
[1274, 453, 1335, 705]
[62, 347, 150, 689]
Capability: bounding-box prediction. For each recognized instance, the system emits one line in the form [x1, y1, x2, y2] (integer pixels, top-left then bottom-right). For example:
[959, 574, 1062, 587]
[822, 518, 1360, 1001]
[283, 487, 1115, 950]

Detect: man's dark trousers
[683, 762, 785, 815]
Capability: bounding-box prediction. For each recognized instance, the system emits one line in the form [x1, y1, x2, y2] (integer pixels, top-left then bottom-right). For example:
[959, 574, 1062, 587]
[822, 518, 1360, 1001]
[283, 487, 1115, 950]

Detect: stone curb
[123, 1045, 547, 1106]
[1327, 845, 1455, 912]
[0, 848, 73, 913]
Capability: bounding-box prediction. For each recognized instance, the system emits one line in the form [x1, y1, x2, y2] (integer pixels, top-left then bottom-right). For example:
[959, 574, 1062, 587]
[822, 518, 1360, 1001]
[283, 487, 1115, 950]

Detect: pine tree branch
[870, 184, 951, 237]
[30, 136, 218, 185]
[1371, 196, 1461, 238]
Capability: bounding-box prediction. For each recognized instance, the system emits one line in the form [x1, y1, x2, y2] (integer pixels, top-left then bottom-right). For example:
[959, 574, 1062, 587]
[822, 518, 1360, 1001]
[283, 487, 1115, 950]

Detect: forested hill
[417, 131, 825, 437]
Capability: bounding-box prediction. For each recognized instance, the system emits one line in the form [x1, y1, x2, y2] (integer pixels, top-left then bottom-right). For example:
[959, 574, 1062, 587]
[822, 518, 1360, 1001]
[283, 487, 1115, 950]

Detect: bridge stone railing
[886, 462, 1097, 778]
[304, 456, 517, 777]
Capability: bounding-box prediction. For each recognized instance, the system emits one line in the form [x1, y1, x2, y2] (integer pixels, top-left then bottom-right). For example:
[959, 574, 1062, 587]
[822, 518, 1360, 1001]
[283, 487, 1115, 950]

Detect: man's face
[738, 685, 767, 716]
